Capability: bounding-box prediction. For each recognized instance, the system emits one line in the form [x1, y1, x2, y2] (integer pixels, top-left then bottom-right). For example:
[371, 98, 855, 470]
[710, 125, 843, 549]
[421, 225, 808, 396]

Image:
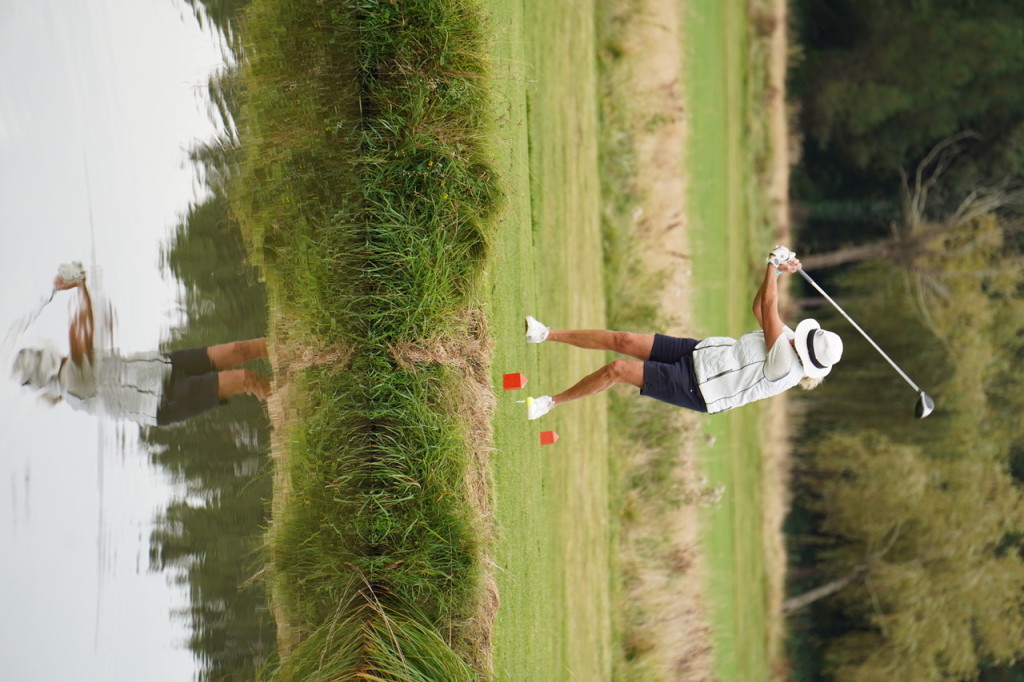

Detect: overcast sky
[0, 1, 227, 679]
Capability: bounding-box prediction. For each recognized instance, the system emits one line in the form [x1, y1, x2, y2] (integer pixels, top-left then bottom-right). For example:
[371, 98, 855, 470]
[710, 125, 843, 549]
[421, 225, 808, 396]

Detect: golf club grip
[796, 269, 921, 393]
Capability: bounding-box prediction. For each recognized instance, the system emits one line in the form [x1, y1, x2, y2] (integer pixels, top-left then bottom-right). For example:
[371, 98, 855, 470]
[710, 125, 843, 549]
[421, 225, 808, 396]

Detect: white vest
[59, 351, 172, 425]
[693, 328, 804, 414]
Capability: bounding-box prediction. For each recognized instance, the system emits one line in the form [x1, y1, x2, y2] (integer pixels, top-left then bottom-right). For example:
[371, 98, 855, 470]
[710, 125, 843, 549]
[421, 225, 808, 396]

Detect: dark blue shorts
[640, 334, 708, 413]
[155, 347, 223, 426]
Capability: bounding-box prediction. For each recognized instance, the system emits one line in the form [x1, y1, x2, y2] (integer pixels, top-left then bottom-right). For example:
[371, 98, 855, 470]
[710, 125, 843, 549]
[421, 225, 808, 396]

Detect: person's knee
[607, 359, 631, 381]
[206, 342, 240, 369]
[216, 368, 270, 400]
[608, 359, 644, 388]
[229, 341, 250, 361]
[208, 339, 266, 370]
[229, 340, 260, 358]
[243, 370, 271, 400]
[610, 331, 633, 354]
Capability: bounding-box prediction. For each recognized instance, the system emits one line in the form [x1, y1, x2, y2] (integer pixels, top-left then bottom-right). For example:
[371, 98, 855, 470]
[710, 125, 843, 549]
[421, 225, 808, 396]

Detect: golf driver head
[915, 391, 935, 419]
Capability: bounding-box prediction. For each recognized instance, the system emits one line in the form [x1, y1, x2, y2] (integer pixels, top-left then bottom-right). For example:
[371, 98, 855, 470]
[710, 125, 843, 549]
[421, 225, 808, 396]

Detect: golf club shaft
[796, 268, 921, 393]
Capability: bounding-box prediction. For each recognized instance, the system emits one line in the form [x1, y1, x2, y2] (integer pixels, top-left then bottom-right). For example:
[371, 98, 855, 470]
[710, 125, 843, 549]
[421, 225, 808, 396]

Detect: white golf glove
[57, 261, 86, 285]
[767, 245, 795, 267]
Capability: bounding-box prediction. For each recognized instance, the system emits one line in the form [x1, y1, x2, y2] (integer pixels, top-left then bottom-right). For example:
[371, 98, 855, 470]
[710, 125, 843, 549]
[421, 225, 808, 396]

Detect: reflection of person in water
[11, 264, 270, 426]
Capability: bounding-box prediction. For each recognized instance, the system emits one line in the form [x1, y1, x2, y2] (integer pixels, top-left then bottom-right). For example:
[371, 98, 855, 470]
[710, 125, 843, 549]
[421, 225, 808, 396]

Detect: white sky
[0, 1, 228, 679]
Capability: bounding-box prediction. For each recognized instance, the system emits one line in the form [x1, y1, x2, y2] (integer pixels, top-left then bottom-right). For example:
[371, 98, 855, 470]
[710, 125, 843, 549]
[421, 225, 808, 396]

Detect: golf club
[796, 268, 935, 419]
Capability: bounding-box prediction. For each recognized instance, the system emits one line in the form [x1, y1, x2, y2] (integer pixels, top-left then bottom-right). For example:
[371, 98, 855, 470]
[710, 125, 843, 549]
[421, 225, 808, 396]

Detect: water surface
[0, 2, 270, 679]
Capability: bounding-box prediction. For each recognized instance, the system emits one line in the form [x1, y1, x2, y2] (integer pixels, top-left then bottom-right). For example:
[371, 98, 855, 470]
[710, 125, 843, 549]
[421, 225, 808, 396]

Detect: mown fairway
[484, 0, 614, 679]
[688, 0, 775, 680]
[483, 0, 774, 680]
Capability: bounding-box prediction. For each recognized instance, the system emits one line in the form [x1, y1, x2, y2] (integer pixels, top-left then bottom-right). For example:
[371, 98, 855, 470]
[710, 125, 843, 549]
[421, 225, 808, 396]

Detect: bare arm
[752, 258, 801, 348]
[752, 268, 768, 326]
[56, 275, 94, 366]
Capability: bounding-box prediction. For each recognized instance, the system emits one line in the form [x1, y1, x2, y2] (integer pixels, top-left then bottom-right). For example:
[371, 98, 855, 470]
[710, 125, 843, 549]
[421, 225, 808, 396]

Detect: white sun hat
[794, 319, 843, 379]
[12, 346, 63, 391]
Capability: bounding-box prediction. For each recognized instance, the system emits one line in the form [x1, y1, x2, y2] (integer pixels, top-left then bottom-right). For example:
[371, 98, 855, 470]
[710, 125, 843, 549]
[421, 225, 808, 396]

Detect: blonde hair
[800, 375, 823, 391]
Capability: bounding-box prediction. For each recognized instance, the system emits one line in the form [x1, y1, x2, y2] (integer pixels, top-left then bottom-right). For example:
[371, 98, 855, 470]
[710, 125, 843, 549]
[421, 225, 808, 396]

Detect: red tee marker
[502, 373, 528, 390]
[539, 430, 559, 446]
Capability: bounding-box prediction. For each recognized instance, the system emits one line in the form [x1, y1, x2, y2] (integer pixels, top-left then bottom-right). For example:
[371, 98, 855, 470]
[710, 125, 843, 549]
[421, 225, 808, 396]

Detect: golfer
[523, 246, 842, 419]
[12, 264, 271, 426]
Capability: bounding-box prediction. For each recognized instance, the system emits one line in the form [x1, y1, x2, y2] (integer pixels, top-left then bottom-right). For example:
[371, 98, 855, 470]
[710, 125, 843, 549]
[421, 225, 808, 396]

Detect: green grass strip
[230, 0, 500, 678]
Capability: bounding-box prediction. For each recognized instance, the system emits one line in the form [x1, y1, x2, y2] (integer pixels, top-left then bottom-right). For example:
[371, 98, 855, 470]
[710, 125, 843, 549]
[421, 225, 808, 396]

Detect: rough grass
[230, 0, 502, 677]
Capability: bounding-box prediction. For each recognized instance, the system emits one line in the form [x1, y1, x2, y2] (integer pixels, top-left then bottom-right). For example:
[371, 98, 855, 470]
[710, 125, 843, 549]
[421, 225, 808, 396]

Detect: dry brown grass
[617, 414, 717, 681]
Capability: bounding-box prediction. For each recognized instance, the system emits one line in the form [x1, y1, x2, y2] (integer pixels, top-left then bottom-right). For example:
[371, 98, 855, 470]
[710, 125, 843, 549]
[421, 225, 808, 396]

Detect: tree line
[143, 196, 275, 680]
[789, 1, 1024, 679]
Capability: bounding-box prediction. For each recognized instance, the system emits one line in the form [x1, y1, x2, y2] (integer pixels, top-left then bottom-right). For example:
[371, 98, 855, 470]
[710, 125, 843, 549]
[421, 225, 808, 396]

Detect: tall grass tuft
[230, 0, 498, 677]
[272, 593, 478, 681]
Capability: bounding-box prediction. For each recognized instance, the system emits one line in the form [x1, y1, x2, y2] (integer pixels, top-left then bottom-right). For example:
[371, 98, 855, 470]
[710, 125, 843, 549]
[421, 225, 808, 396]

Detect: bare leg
[546, 329, 654, 361]
[551, 359, 644, 407]
[206, 338, 268, 371]
[216, 369, 271, 401]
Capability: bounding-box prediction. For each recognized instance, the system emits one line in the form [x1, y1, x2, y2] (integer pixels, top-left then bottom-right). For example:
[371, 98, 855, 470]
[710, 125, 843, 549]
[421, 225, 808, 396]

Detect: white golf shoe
[527, 395, 554, 420]
[525, 315, 549, 343]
